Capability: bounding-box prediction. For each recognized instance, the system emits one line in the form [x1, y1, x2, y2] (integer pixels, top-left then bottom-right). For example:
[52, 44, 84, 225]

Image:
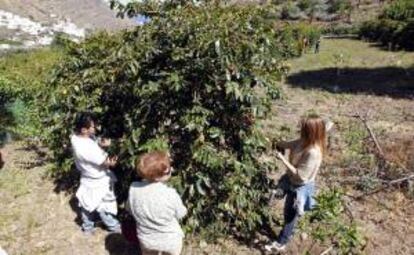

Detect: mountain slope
[0, 0, 133, 30]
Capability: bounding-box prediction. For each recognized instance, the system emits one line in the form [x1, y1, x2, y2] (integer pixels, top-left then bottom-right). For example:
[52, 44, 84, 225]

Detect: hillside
[0, 0, 132, 30]
[0, 0, 133, 50]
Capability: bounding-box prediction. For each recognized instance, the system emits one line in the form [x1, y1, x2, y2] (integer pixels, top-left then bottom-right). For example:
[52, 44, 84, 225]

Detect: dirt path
[0, 143, 135, 255]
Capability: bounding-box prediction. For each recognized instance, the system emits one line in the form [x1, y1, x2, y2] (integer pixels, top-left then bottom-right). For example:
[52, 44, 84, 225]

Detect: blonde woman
[266, 116, 332, 252]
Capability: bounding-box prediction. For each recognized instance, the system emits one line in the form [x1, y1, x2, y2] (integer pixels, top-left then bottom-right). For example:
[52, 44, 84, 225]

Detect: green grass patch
[0, 47, 66, 139]
[0, 39, 23, 46]
[285, 39, 414, 97]
[0, 168, 30, 199]
[0, 47, 65, 85]
[288, 39, 414, 71]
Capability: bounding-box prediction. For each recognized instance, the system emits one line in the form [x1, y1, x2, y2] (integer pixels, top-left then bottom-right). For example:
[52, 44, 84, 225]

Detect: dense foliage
[0, 48, 64, 142]
[359, 0, 414, 50]
[43, 3, 321, 239]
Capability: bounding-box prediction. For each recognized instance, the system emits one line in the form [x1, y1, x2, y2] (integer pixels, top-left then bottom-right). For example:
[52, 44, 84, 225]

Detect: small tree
[44, 2, 313, 239]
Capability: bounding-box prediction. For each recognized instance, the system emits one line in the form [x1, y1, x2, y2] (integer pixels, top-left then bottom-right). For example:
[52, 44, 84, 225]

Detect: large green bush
[43, 3, 318, 239]
[359, 0, 414, 50]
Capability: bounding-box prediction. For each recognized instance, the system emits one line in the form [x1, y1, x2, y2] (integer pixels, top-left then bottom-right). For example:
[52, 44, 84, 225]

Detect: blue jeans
[81, 207, 120, 232]
[277, 181, 316, 245]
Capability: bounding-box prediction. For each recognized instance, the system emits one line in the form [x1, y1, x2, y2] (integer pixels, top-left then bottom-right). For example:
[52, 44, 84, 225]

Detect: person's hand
[100, 138, 112, 147]
[108, 156, 118, 167]
[275, 151, 284, 160]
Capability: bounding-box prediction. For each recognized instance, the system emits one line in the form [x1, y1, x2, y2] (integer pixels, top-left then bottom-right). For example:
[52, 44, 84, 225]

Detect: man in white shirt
[70, 113, 120, 234]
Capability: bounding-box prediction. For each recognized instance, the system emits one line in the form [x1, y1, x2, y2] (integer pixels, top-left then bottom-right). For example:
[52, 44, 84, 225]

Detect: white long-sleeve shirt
[128, 181, 187, 251]
[71, 135, 117, 214]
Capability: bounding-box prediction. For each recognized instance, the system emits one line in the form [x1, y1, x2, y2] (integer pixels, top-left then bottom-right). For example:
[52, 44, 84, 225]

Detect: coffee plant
[43, 3, 318, 239]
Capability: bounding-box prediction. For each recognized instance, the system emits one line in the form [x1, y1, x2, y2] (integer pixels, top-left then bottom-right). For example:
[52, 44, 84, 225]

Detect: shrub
[359, 0, 414, 50]
[0, 48, 64, 140]
[300, 188, 365, 254]
[322, 23, 359, 35]
[281, 1, 303, 20]
[380, 0, 414, 21]
[0, 75, 43, 141]
[328, 0, 352, 16]
[0, 77, 18, 144]
[43, 3, 316, 239]
[291, 22, 322, 47]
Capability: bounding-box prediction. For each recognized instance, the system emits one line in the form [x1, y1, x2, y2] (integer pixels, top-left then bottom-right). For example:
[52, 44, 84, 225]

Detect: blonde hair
[300, 115, 327, 155]
[136, 151, 170, 181]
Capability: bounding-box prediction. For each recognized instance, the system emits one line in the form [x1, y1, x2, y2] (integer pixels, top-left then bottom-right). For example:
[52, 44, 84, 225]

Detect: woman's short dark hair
[74, 112, 96, 133]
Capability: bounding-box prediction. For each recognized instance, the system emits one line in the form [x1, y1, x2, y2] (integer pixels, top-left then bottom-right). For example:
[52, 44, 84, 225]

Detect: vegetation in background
[359, 0, 414, 50]
[277, 0, 354, 23]
[322, 23, 359, 35]
[0, 48, 65, 142]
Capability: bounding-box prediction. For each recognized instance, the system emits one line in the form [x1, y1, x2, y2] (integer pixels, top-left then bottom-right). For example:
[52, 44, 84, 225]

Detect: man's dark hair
[74, 112, 96, 133]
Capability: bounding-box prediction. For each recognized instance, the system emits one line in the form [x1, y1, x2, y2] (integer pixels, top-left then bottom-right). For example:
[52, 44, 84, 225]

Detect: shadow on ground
[366, 41, 414, 52]
[105, 233, 139, 255]
[286, 67, 414, 99]
[52, 168, 80, 194]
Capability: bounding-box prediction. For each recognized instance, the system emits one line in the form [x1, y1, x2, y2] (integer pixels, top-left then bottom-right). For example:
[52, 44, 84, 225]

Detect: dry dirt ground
[0, 39, 413, 255]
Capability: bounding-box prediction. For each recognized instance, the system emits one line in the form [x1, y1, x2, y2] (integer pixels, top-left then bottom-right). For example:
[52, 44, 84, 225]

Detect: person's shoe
[264, 241, 286, 252]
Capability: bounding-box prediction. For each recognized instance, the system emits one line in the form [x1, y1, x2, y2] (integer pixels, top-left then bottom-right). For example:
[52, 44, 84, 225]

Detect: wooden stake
[355, 112, 385, 159]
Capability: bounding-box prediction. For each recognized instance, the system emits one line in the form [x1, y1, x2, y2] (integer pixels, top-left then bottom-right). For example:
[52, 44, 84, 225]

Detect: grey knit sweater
[128, 181, 187, 251]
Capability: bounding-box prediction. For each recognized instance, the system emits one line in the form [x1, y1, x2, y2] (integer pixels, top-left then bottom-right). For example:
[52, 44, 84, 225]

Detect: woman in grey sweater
[128, 151, 187, 255]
